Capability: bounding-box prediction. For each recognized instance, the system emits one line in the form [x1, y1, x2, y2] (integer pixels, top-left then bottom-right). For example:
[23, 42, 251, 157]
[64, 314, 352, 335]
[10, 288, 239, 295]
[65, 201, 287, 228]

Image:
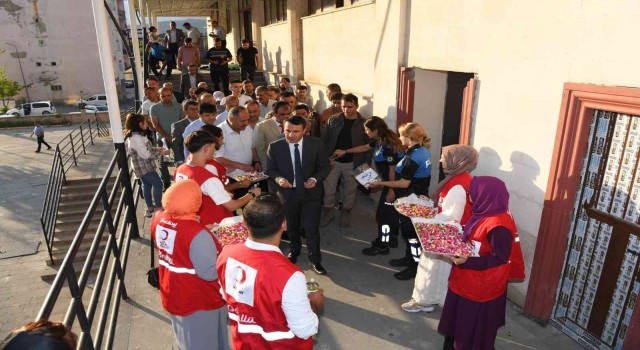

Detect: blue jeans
[141, 171, 163, 209]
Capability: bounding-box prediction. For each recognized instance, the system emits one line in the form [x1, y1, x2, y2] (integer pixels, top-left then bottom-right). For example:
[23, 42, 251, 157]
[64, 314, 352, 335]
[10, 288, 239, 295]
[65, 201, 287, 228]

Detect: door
[552, 110, 640, 350]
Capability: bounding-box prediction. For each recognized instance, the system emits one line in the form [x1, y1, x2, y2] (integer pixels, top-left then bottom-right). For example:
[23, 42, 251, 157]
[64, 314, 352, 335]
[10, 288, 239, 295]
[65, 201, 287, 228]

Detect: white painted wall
[0, 0, 124, 105]
[406, 0, 640, 305]
[260, 22, 291, 79]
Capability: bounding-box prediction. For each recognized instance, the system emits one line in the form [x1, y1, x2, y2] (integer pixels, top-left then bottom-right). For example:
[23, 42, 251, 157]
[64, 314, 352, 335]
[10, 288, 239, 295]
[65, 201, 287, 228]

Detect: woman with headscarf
[150, 179, 229, 350]
[438, 176, 525, 350]
[401, 145, 478, 313]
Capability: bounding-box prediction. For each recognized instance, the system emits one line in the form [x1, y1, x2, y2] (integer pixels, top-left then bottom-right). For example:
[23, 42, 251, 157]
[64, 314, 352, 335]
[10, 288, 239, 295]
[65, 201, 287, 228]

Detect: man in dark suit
[179, 64, 205, 101]
[266, 115, 331, 275]
[171, 100, 199, 165]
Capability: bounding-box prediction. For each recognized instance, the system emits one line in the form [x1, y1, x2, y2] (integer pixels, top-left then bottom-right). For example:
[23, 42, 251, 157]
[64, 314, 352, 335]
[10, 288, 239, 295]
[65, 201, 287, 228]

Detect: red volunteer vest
[150, 212, 225, 316]
[174, 163, 233, 226]
[448, 212, 526, 302]
[206, 159, 229, 185]
[217, 244, 313, 350]
[437, 173, 472, 225]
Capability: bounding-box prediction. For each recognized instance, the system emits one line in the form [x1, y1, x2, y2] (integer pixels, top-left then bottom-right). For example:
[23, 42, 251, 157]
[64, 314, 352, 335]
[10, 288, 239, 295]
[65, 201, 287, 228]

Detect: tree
[0, 65, 23, 107]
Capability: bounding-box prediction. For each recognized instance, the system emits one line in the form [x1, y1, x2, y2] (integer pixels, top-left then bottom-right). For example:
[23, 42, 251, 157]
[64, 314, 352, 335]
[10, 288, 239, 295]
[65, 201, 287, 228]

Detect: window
[32, 103, 48, 108]
[51, 85, 62, 91]
[36, 62, 41, 67]
[309, 0, 365, 14]
[51, 62, 57, 66]
[264, 0, 287, 25]
[98, 96, 106, 100]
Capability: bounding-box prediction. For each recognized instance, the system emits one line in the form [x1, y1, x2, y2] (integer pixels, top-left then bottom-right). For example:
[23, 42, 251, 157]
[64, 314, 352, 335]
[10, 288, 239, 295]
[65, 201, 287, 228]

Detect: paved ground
[0, 124, 584, 349]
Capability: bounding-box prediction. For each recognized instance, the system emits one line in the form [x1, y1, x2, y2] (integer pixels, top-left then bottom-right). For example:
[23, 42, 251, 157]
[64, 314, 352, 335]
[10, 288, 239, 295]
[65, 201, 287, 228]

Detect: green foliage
[0, 65, 23, 107]
[0, 106, 8, 114]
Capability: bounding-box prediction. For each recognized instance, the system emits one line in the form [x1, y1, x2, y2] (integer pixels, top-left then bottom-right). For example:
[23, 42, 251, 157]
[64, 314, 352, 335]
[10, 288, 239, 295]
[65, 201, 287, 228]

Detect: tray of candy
[227, 170, 269, 183]
[411, 218, 477, 257]
[394, 194, 436, 218]
[212, 216, 250, 246]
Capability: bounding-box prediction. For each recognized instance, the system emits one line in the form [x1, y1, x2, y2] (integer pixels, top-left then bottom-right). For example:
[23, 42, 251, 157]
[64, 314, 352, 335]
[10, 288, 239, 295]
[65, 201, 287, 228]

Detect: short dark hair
[183, 22, 191, 27]
[243, 193, 285, 239]
[230, 79, 242, 85]
[185, 129, 216, 153]
[281, 77, 291, 83]
[280, 91, 295, 99]
[124, 113, 147, 138]
[330, 92, 343, 101]
[229, 106, 247, 119]
[182, 100, 198, 110]
[146, 76, 159, 83]
[149, 26, 157, 32]
[201, 124, 222, 139]
[241, 39, 251, 44]
[214, 38, 222, 42]
[341, 93, 358, 106]
[285, 115, 307, 127]
[327, 83, 342, 93]
[184, 38, 192, 44]
[193, 87, 208, 96]
[294, 104, 310, 113]
[199, 103, 217, 114]
[272, 101, 290, 113]
[296, 85, 307, 91]
[242, 79, 253, 85]
[144, 86, 156, 92]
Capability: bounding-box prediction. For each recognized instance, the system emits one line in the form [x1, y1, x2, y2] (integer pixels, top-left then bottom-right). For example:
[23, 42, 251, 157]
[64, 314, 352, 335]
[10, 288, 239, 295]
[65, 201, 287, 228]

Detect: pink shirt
[178, 46, 200, 68]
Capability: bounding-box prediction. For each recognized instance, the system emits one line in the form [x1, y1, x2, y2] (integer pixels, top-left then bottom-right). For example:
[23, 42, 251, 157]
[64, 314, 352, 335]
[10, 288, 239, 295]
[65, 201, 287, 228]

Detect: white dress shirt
[243, 239, 319, 339]
[182, 119, 206, 160]
[221, 94, 253, 107]
[215, 120, 254, 165]
[258, 99, 275, 119]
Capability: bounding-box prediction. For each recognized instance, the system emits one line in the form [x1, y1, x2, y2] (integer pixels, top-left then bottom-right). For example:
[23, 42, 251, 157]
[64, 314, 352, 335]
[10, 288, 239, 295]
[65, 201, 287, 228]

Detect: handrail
[36, 146, 140, 349]
[40, 114, 110, 263]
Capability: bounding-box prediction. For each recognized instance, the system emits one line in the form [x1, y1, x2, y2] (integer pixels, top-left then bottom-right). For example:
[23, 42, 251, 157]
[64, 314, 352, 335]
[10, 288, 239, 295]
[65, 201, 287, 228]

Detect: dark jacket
[179, 73, 205, 100]
[266, 136, 330, 201]
[321, 112, 370, 168]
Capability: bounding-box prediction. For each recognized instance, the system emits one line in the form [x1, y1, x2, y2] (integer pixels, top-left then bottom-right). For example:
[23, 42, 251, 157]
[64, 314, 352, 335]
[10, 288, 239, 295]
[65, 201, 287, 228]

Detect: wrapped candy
[412, 218, 477, 257]
[212, 216, 250, 246]
[227, 169, 269, 183]
[394, 194, 437, 218]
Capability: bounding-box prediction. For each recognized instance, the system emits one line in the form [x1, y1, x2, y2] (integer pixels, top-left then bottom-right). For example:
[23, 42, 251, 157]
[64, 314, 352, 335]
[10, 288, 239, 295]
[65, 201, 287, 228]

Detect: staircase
[46, 177, 119, 275]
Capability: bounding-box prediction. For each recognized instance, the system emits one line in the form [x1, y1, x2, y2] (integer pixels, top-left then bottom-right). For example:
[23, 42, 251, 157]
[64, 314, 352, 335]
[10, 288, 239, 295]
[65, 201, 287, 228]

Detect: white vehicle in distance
[78, 94, 107, 108]
[83, 105, 109, 113]
[6, 101, 57, 117]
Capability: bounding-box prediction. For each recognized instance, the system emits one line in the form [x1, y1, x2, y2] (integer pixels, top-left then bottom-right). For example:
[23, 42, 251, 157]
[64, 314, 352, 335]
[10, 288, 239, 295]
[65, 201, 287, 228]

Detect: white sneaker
[401, 299, 435, 313]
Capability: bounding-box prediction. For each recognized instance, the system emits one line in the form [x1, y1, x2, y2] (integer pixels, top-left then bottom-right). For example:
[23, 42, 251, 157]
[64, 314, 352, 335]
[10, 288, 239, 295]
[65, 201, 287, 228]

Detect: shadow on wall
[359, 95, 373, 117]
[315, 90, 326, 112]
[262, 41, 273, 72]
[275, 46, 282, 74]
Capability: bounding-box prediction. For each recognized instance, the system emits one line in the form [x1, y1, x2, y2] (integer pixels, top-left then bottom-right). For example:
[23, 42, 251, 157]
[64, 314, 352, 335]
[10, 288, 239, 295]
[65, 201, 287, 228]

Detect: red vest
[150, 212, 226, 316]
[217, 244, 314, 350]
[437, 173, 472, 225]
[448, 212, 526, 302]
[174, 163, 233, 226]
[206, 159, 229, 185]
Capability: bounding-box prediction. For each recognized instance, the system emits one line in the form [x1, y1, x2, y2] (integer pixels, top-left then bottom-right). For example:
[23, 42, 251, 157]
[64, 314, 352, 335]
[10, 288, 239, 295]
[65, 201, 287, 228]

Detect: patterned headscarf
[162, 179, 202, 221]
[430, 144, 479, 199]
[462, 176, 510, 241]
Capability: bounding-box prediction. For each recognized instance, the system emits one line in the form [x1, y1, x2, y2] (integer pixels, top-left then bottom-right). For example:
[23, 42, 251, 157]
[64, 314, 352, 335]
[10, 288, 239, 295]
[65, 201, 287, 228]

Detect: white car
[6, 101, 57, 117]
[83, 105, 109, 113]
[78, 94, 107, 108]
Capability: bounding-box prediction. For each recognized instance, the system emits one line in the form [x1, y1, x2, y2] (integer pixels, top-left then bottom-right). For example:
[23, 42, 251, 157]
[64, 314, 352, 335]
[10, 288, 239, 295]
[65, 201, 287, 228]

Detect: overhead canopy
[142, 0, 221, 17]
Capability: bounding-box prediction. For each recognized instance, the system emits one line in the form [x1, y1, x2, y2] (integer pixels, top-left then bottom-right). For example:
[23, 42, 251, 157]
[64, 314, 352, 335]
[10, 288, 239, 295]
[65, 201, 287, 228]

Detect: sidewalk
[0, 125, 583, 349]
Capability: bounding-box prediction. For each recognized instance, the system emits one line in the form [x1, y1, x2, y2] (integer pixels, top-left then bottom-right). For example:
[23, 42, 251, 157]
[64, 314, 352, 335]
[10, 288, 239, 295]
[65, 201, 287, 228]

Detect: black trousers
[375, 186, 400, 243]
[240, 66, 256, 81]
[281, 190, 322, 263]
[168, 43, 179, 64]
[210, 68, 230, 95]
[36, 136, 51, 151]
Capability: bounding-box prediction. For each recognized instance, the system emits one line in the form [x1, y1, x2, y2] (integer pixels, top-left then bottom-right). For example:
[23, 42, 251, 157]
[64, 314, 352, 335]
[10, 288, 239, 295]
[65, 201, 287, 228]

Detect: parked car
[6, 101, 57, 117]
[78, 94, 107, 108]
[83, 105, 109, 113]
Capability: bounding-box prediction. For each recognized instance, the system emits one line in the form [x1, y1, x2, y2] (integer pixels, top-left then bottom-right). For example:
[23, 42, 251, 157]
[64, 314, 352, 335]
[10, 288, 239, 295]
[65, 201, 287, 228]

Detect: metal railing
[40, 114, 110, 263]
[37, 145, 140, 350]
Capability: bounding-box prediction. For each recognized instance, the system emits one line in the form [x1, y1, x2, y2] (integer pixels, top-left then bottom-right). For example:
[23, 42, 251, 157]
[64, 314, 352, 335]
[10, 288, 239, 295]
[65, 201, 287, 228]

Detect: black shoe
[35, 150, 40, 153]
[287, 252, 299, 264]
[47, 147, 52, 150]
[362, 244, 389, 256]
[389, 256, 413, 267]
[394, 265, 417, 280]
[308, 262, 327, 275]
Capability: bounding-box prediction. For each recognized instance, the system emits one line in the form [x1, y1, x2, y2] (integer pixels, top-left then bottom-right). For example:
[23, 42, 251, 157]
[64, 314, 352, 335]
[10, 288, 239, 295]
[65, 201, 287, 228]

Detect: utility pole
[5, 42, 31, 103]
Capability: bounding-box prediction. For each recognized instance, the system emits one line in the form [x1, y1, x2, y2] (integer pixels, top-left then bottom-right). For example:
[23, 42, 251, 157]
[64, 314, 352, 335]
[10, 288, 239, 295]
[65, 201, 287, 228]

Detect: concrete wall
[405, 0, 640, 305]
[301, 4, 376, 97]
[0, 0, 124, 105]
[260, 22, 292, 80]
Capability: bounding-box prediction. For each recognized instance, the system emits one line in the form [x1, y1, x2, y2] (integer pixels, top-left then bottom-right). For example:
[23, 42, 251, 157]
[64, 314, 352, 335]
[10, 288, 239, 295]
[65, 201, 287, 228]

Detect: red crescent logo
[235, 266, 247, 285]
[159, 229, 169, 240]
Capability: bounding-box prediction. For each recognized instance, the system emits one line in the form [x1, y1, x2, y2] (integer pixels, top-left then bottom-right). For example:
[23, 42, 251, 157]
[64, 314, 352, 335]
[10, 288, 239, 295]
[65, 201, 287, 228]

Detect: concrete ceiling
[142, 0, 222, 17]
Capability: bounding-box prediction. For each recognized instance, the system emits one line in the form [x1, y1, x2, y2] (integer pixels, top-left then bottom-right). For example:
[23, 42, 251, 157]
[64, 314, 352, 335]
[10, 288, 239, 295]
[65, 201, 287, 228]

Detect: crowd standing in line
[135, 41, 527, 349]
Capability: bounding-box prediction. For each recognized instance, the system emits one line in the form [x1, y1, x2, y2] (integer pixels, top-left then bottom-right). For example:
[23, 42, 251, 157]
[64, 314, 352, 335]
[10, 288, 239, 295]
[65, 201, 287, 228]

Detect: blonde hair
[399, 123, 431, 148]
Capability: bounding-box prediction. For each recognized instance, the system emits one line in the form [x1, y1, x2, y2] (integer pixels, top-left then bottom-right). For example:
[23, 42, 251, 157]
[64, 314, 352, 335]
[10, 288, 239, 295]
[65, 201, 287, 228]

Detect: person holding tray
[331, 116, 405, 255]
[400, 145, 478, 313]
[369, 122, 432, 280]
[438, 176, 525, 350]
[200, 124, 253, 195]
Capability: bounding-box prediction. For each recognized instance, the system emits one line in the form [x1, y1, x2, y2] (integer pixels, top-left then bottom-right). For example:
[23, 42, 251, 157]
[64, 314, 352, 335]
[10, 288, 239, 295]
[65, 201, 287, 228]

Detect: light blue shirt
[214, 111, 228, 126]
[182, 119, 205, 160]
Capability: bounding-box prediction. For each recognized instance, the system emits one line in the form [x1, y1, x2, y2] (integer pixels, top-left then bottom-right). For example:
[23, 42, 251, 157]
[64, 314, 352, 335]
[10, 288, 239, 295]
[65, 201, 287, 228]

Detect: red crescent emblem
[235, 266, 247, 285]
[160, 229, 169, 240]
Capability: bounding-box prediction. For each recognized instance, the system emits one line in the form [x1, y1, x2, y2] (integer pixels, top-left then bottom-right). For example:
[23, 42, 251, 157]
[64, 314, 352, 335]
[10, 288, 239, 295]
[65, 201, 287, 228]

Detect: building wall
[260, 22, 291, 79]
[0, 0, 123, 105]
[406, 0, 640, 305]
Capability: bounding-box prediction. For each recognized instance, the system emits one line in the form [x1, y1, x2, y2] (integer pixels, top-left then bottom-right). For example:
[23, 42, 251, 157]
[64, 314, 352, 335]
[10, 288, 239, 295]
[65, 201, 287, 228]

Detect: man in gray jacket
[320, 93, 369, 227]
[164, 21, 185, 68]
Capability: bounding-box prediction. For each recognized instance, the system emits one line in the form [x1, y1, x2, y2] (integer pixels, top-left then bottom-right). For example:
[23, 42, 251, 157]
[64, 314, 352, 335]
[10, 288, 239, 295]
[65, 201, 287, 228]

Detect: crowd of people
[123, 58, 526, 349]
